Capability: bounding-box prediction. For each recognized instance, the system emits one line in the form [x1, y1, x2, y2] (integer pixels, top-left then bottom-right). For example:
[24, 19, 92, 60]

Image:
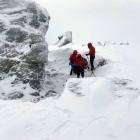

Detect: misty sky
[34, 0, 140, 44]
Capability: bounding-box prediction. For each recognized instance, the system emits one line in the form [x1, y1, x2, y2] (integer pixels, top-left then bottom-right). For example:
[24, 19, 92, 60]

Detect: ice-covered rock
[56, 31, 72, 47]
[0, 0, 50, 100]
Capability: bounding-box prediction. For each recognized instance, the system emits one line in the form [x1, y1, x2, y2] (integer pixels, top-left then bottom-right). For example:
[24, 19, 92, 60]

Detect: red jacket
[75, 56, 83, 66]
[69, 54, 77, 63]
[88, 46, 95, 56]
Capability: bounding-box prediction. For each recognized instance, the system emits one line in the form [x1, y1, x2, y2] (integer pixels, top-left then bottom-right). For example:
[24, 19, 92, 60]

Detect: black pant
[70, 66, 77, 75]
[90, 56, 95, 70]
[76, 66, 84, 78]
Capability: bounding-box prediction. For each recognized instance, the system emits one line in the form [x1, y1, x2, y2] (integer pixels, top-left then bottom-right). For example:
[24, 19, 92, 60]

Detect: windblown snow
[0, 42, 140, 140]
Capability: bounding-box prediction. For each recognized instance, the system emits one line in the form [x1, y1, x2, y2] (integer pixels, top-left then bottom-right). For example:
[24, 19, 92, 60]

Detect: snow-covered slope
[0, 43, 140, 140]
[0, 77, 140, 140]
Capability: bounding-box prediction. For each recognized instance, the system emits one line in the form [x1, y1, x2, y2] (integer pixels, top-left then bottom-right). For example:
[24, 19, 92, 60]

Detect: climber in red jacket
[86, 42, 95, 71]
[69, 50, 78, 75]
[75, 54, 84, 78]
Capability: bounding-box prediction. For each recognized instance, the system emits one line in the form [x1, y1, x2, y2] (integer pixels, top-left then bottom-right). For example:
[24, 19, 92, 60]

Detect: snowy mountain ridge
[0, 1, 140, 139]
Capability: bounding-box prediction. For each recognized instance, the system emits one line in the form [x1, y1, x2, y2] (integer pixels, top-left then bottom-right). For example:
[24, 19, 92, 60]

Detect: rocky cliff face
[0, 0, 50, 100]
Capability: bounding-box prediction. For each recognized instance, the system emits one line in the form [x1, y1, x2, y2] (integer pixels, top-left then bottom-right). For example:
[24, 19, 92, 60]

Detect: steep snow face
[0, 0, 50, 100]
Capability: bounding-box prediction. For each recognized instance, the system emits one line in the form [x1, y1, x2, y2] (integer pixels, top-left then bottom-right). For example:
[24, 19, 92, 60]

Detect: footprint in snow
[68, 82, 84, 96]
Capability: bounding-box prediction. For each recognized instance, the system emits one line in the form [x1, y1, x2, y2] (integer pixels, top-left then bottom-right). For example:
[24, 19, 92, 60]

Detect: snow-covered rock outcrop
[56, 31, 72, 47]
[0, 0, 50, 100]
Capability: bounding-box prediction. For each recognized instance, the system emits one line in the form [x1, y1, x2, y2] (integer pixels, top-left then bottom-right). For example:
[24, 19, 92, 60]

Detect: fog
[34, 0, 140, 45]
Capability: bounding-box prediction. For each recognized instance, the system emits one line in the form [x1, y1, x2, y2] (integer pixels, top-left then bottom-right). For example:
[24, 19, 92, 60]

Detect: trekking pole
[91, 69, 96, 77]
[86, 55, 89, 62]
[86, 55, 90, 69]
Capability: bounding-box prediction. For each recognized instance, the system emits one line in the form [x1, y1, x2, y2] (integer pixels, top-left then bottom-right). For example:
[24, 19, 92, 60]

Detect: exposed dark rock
[6, 28, 28, 43]
[0, 22, 6, 32]
[0, 58, 20, 73]
[9, 62, 45, 90]
[11, 78, 21, 85]
[45, 81, 53, 85]
[29, 79, 41, 90]
[45, 90, 57, 97]
[8, 9, 27, 15]
[97, 59, 107, 67]
[30, 92, 40, 96]
[41, 96, 44, 98]
[0, 43, 20, 58]
[39, 11, 49, 23]
[22, 79, 30, 84]
[29, 15, 41, 29]
[11, 16, 27, 27]
[27, 2, 38, 14]
[29, 34, 43, 44]
[8, 92, 24, 100]
[95, 58, 108, 69]
[23, 43, 48, 63]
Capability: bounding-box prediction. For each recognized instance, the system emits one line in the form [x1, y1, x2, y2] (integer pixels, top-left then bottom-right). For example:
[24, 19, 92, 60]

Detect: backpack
[82, 58, 88, 69]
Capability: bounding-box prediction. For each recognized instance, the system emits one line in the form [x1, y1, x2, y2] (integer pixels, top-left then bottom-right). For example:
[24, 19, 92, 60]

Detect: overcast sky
[34, 0, 140, 44]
